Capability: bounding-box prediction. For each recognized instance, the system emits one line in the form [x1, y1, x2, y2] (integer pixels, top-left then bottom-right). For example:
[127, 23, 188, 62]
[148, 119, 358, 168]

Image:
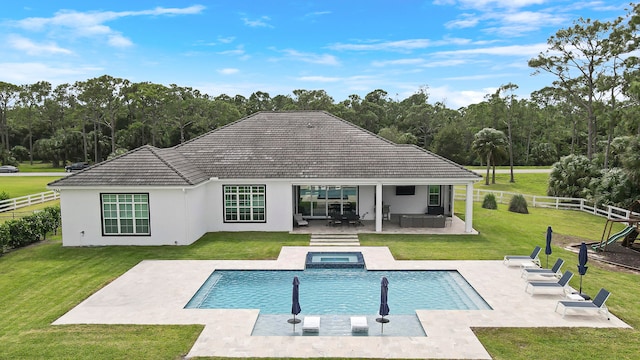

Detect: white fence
[0, 191, 60, 213]
[454, 188, 636, 220]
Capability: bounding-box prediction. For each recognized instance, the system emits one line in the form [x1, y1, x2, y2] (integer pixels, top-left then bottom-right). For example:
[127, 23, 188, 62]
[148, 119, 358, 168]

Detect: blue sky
[0, 1, 629, 108]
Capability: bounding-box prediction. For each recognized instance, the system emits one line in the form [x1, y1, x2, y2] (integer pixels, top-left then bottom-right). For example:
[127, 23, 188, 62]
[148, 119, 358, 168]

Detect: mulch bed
[554, 233, 640, 274]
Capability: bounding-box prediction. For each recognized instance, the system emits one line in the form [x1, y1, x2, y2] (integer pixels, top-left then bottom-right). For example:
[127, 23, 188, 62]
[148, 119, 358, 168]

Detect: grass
[0, 176, 61, 198]
[17, 161, 66, 172]
[475, 173, 550, 196]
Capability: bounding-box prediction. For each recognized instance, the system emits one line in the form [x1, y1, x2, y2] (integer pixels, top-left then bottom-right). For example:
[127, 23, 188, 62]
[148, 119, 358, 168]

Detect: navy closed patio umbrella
[376, 276, 390, 333]
[545, 226, 553, 268]
[288, 276, 301, 325]
[578, 242, 589, 297]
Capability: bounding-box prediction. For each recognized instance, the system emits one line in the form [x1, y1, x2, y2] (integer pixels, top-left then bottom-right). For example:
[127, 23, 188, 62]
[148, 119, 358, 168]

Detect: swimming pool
[185, 269, 491, 314]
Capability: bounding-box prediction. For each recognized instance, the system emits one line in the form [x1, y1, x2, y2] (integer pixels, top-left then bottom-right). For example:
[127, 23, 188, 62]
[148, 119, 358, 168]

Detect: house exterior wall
[358, 185, 376, 221]
[382, 185, 430, 215]
[183, 185, 210, 245]
[206, 180, 293, 232]
[59, 188, 192, 246]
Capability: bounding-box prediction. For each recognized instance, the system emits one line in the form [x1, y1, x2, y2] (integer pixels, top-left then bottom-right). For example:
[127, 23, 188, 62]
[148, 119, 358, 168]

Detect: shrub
[1, 206, 61, 251]
[482, 193, 498, 210]
[0, 223, 8, 255]
[548, 154, 598, 198]
[10, 145, 30, 162]
[508, 194, 529, 214]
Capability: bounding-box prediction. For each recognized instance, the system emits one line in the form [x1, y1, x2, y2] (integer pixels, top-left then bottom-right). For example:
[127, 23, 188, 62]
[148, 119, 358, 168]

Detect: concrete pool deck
[53, 246, 630, 359]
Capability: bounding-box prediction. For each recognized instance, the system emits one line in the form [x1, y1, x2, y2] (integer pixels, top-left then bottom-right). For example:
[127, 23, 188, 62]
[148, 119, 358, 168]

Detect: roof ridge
[148, 147, 198, 185]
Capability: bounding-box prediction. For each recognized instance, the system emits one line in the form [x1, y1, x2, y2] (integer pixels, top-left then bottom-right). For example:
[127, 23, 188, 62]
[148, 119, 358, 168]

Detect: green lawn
[17, 161, 66, 172]
[475, 172, 550, 196]
[0, 204, 638, 359]
[0, 176, 61, 198]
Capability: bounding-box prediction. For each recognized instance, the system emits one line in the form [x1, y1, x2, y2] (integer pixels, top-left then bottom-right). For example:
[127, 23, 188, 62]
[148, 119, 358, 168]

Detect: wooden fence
[0, 191, 60, 213]
[454, 188, 636, 220]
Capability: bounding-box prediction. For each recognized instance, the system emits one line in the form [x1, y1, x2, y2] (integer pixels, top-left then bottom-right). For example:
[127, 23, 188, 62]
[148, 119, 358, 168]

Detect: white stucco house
[48, 111, 481, 246]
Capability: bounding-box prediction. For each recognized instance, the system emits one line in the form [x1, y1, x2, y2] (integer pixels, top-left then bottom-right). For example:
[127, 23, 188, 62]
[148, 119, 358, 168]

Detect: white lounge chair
[555, 288, 611, 320]
[350, 316, 368, 333]
[302, 316, 320, 332]
[503, 246, 541, 267]
[525, 270, 573, 296]
[521, 258, 564, 280]
[294, 213, 309, 227]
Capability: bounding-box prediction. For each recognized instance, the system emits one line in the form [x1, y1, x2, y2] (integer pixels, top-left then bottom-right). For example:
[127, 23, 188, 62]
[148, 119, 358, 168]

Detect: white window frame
[223, 185, 266, 222]
[101, 193, 150, 235]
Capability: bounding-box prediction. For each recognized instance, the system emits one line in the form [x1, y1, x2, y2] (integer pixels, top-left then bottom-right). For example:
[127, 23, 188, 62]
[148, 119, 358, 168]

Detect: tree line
[1, 4, 639, 207]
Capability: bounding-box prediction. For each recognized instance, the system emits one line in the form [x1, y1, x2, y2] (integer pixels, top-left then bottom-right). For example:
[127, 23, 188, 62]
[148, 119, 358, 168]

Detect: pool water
[185, 269, 491, 314]
[305, 252, 365, 269]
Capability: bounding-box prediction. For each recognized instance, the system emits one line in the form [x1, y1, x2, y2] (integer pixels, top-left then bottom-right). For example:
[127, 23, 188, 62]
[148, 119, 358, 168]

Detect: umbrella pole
[579, 275, 583, 294]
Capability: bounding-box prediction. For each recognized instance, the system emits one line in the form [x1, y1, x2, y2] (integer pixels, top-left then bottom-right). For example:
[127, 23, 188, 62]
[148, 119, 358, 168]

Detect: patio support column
[375, 183, 383, 232]
[465, 183, 474, 233]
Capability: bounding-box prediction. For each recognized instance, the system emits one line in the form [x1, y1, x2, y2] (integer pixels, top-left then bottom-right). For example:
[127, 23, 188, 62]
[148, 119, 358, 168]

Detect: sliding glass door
[298, 185, 357, 218]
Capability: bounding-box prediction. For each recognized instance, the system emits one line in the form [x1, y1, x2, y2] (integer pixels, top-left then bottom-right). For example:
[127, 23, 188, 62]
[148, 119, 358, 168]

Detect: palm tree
[472, 128, 507, 185]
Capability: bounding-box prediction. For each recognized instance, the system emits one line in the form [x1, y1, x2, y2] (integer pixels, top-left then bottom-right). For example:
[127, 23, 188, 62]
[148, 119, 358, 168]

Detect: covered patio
[291, 215, 476, 235]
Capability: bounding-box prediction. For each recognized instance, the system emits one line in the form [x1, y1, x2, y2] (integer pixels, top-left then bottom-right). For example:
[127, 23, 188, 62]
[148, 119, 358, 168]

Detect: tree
[18, 81, 51, 164]
[0, 82, 19, 151]
[472, 128, 507, 185]
[497, 83, 519, 183]
[377, 126, 417, 144]
[431, 123, 471, 164]
[529, 17, 621, 160]
[292, 89, 334, 111]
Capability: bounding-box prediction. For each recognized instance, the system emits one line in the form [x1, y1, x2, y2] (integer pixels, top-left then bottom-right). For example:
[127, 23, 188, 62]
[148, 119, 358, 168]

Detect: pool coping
[52, 246, 631, 359]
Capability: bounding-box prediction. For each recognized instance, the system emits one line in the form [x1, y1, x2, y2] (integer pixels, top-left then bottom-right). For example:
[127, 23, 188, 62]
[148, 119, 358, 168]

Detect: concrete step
[310, 234, 360, 246]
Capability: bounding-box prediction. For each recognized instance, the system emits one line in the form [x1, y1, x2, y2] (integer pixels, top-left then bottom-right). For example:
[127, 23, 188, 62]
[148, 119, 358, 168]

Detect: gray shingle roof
[50, 111, 480, 187]
[49, 145, 209, 187]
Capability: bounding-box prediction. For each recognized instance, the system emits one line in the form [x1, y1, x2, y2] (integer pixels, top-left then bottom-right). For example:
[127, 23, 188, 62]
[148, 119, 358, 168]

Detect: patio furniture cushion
[350, 316, 368, 333]
[302, 316, 320, 332]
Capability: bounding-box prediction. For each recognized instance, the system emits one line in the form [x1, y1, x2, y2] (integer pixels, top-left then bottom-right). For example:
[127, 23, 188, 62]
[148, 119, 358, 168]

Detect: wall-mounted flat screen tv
[395, 186, 415, 195]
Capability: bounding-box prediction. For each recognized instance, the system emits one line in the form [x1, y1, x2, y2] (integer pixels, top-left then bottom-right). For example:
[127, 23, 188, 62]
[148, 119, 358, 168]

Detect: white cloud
[428, 85, 497, 108]
[296, 76, 341, 82]
[442, 0, 546, 11]
[371, 58, 425, 67]
[217, 36, 235, 44]
[10, 5, 205, 47]
[330, 39, 432, 52]
[242, 16, 273, 28]
[218, 68, 239, 75]
[0, 62, 102, 84]
[280, 49, 340, 66]
[218, 46, 246, 56]
[7, 34, 73, 55]
[435, 43, 548, 57]
[445, 13, 480, 29]
[422, 59, 468, 67]
[107, 33, 133, 48]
